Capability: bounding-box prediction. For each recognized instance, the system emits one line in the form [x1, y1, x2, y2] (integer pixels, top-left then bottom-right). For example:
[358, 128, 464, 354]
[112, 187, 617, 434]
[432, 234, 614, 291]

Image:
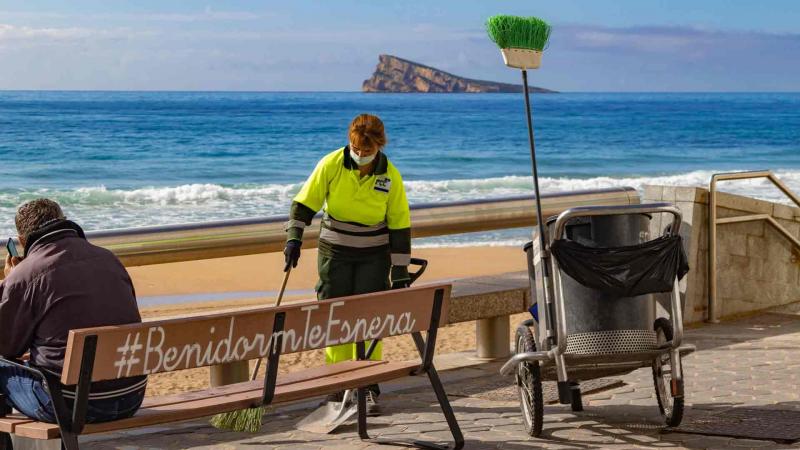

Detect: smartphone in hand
[6, 238, 19, 258]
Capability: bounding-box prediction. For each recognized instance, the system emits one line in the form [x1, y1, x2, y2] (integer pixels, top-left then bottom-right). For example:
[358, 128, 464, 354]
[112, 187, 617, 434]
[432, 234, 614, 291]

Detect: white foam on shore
[3, 169, 800, 238]
[70, 182, 302, 205]
[407, 169, 800, 205]
[413, 239, 531, 249]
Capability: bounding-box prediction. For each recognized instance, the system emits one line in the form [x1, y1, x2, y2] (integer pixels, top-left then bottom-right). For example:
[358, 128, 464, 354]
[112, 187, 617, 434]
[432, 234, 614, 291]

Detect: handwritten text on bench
[113, 301, 418, 377]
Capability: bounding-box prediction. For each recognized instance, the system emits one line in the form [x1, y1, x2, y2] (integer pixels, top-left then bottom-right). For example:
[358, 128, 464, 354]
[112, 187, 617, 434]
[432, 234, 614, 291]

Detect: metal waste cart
[501, 202, 696, 436]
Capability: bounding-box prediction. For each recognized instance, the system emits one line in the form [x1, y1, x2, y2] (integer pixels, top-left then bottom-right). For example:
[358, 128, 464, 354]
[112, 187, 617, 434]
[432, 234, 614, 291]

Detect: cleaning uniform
[286, 146, 411, 364]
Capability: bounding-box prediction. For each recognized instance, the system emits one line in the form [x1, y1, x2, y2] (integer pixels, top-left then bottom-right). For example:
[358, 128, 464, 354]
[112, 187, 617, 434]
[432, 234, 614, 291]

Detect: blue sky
[1, 1, 798, 91]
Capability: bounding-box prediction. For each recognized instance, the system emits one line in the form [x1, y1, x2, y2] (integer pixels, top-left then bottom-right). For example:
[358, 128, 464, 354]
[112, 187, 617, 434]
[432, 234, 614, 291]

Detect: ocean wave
[0, 183, 303, 207]
[408, 169, 800, 205]
[2, 169, 800, 236]
[0, 183, 302, 234]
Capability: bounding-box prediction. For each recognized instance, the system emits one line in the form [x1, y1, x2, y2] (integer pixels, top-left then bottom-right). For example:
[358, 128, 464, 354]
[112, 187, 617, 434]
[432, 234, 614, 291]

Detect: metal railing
[1, 187, 639, 270]
[708, 170, 800, 323]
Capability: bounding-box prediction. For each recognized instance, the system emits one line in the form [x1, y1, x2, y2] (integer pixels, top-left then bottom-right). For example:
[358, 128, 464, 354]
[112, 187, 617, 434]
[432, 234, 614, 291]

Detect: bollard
[210, 361, 251, 387]
[476, 316, 511, 359]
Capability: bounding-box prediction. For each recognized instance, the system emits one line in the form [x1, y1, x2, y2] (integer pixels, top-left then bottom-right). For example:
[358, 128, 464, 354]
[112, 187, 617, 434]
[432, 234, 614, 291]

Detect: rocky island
[362, 54, 555, 93]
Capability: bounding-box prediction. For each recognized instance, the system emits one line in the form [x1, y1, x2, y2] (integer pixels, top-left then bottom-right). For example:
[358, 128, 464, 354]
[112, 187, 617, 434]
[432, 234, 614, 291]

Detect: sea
[1, 91, 799, 247]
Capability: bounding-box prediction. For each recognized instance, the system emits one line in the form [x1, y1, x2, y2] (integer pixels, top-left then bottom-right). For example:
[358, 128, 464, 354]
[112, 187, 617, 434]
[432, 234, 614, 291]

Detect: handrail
[708, 170, 800, 323]
[0, 187, 639, 271]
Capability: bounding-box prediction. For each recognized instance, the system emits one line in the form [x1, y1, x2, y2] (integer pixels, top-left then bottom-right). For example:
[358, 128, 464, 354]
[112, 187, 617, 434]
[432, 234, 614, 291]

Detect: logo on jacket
[374, 176, 391, 193]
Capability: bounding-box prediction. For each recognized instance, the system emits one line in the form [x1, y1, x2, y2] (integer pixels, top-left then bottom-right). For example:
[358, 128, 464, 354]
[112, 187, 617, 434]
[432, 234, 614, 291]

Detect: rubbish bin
[529, 213, 656, 346]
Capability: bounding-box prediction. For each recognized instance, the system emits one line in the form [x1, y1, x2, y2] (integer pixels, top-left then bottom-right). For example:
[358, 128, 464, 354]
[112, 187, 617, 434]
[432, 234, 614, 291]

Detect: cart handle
[552, 203, 683, 244]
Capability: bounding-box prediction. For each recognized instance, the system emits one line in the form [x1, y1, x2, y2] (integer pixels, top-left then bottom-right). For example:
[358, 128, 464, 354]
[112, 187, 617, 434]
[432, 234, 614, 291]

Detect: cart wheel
[652, 318, 684, 427]
[515, 324, 544, 437]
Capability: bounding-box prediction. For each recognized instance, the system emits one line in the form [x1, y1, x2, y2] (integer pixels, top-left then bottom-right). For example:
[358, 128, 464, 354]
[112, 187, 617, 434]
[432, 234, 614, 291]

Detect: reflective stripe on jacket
[319, 213, 390, 248]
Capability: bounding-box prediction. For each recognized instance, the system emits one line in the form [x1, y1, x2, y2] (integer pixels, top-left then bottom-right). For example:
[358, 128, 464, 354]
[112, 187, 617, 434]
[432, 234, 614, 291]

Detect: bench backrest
[61, 284, 451, 385]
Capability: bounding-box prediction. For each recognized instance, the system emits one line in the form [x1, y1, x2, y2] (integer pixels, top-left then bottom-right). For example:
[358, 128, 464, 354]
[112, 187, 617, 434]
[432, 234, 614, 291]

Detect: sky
[0, 1, 798, 92]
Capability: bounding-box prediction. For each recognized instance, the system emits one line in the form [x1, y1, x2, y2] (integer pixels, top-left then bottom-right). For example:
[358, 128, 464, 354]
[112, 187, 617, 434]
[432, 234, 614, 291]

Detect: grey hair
[15, 198, 65, 241]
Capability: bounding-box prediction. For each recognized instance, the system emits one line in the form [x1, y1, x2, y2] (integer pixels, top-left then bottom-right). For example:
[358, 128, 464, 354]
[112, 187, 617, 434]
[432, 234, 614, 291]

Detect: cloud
[0, 8, 268, 24]
[0, 19, 798, 91]
[555, 24, 800, 56]
[0, 21, 477, 48]
[0, 23, 157, 47]
[0, 24, 98, 40]
[115, 8, 267, 23]
[522, 23, 800, 91]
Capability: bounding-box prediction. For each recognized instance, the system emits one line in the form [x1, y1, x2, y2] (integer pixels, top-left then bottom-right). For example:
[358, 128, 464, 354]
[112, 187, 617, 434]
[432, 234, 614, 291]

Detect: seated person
[0, 199, 146, 423]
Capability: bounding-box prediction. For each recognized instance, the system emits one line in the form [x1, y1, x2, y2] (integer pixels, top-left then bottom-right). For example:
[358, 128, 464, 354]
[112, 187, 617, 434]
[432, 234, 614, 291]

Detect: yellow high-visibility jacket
[287, 146, 411, 265]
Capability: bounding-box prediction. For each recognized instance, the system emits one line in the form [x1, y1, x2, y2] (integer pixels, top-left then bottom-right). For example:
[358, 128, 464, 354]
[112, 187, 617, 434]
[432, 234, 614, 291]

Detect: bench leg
[0, 433, 10, 450]
[356, 387, 369, 440]
[60, 432, 79, 450]
[0, 394, 11, 450]
[362, 366, 464, 450]
[422, 366, 464, 450]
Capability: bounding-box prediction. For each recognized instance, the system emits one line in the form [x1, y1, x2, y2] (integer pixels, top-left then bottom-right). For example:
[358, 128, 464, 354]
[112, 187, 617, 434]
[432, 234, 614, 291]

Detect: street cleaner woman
[283, 114, 411, 415]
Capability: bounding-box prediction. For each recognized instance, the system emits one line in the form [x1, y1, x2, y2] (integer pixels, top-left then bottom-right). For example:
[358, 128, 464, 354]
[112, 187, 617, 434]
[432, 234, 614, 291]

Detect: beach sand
[129, 246, 529, 396]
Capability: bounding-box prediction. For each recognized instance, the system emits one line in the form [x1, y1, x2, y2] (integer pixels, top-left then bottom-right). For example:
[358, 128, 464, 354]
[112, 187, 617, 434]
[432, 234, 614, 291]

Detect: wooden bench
[0, 283, 463, 450]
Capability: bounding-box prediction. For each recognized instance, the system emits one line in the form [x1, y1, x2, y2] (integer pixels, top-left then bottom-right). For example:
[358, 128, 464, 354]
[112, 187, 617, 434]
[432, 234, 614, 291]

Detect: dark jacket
[0, 222, 142, 376]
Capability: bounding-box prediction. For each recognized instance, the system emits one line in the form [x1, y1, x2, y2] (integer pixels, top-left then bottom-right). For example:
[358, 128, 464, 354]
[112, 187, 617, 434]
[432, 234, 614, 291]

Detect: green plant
[486, 15, 551, 51]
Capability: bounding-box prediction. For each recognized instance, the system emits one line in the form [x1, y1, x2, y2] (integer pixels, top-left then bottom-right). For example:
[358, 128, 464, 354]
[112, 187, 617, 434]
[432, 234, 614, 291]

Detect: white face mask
[349, 147, 376, 166]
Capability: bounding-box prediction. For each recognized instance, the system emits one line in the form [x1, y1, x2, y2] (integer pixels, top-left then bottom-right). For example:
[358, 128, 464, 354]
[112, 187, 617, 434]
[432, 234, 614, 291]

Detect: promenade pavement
[75, 312, 800, 450]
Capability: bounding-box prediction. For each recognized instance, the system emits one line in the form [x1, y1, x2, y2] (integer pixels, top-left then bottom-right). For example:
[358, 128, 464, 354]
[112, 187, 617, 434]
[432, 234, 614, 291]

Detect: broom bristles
[210, 406, 266, 433]
[486, 15, 551, 51]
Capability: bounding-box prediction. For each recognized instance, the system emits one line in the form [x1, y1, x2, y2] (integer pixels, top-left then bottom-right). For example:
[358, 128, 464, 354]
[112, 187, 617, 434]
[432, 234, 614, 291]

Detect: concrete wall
[644, 185, 800, 323]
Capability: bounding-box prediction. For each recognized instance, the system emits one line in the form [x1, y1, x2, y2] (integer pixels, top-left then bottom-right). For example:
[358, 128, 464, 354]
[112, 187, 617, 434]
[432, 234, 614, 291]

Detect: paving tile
[727, 438, 780, 448]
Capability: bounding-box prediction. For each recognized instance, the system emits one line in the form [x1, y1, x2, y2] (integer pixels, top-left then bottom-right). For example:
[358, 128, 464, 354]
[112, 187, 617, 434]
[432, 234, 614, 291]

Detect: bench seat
[1, 360, 420, 440]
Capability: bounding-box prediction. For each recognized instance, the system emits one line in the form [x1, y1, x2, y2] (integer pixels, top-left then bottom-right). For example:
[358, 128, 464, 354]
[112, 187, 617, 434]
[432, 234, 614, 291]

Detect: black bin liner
[550, 235, 689, 298]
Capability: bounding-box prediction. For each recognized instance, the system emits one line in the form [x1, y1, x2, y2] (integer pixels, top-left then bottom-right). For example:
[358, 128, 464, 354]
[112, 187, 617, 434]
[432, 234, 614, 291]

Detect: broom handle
[521, 69, 554, 346]
[274, 266, 291, 308]
[252, 267, 292, 380]
[521, 69, 548, 267]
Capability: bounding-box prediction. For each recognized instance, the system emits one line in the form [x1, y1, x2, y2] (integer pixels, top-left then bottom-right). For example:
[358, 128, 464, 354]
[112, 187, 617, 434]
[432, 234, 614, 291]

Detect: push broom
[486, 14, 552, 316]
[487, 14, 552, 274]
[210, 267, 292, 433]
[487, 16, 570, 400]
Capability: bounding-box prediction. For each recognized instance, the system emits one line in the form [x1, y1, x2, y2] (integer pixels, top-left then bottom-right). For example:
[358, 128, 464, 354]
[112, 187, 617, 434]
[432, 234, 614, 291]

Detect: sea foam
[2, 170, 800, 244]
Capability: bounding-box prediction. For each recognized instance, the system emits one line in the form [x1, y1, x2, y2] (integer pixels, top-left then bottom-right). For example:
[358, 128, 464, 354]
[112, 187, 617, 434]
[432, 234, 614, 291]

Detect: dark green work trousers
[316, 251, 390, 367]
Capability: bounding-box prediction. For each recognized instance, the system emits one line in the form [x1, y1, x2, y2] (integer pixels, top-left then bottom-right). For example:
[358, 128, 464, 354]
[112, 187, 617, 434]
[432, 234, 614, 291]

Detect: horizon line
[1, 89, 799, 94]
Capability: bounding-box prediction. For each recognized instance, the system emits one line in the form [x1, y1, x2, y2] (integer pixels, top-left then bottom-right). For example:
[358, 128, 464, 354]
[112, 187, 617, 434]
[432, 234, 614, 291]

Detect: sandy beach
[130, 245, 529, 396]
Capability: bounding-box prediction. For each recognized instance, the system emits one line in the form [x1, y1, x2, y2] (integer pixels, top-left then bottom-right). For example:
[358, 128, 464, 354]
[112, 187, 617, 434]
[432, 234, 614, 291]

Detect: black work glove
[390, 265, 411, 289]
[284, 240, 301, 272]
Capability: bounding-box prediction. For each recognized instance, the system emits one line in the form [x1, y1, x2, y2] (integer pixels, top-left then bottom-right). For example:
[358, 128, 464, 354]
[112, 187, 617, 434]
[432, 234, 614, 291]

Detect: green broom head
[486, 15, 551, 51]
[210, 406, 267, 433]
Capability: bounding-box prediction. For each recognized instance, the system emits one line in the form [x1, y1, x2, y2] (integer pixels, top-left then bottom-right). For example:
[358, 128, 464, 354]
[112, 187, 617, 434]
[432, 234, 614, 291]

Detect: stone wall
[644, 185, 800, 323]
